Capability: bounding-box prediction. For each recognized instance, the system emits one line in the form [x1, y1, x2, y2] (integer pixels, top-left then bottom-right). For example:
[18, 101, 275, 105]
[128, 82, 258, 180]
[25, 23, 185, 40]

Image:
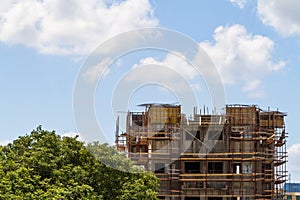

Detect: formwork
[115, 104, 288, 200]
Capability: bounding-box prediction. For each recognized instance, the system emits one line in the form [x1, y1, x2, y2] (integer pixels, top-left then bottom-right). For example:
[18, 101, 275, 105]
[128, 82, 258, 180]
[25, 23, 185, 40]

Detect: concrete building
[116, 104, 288, 199]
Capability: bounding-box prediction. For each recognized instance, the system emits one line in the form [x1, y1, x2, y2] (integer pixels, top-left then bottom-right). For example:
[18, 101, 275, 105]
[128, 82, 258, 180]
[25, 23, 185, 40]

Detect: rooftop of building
[284, 183, 300, 193]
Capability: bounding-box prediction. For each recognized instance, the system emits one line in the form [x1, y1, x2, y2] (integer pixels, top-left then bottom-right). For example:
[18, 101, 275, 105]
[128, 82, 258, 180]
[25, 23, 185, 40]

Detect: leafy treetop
[0, 126, 159, 200]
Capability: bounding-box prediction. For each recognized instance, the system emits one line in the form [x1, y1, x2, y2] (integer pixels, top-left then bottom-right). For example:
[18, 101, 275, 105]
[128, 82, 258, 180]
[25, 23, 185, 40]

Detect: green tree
[119, 173, 160, 200]
[86, 142, 159, 199]
[0, 126, 159, 199]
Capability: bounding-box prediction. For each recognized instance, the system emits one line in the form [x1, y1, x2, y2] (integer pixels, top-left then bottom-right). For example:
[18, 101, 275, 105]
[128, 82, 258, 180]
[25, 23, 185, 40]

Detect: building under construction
[116, 104, 288, 199]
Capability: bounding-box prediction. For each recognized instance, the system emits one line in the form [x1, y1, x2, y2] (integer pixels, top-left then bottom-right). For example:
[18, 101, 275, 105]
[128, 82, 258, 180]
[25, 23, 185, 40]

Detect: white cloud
[133, 53, 199, 80]
[229, 0, 247, 9]
[0, 0, 158, 55]
[257, 0, 300, 36]
[123, 25, 285, 99]
[0, 1, 13, 13]
[199, 24, 285, 98]
[242, 80, 265, 98]
[127, 53, 201, 93]
[83, 57, 112, 83]
[243, 79, 261, 92]
[247, 90, 265, 99]
[288, 143, 300, 182]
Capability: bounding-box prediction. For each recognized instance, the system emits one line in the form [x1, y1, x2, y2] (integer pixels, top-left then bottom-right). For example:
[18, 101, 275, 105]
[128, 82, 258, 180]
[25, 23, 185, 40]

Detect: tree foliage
[0, 126, 159, 199]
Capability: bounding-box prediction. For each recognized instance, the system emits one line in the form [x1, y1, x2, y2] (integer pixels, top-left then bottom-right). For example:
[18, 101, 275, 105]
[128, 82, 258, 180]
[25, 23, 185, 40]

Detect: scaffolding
[115, 104, 288, 200]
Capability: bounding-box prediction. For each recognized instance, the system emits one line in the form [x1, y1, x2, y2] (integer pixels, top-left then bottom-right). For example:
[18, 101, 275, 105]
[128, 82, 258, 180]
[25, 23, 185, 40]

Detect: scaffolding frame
[115, 104, 288, 200]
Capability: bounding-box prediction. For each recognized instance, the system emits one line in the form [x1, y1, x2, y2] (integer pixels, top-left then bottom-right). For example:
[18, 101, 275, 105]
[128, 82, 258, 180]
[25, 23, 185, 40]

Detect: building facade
[116, 104, 288, 199]
[284, 183, 300, 200]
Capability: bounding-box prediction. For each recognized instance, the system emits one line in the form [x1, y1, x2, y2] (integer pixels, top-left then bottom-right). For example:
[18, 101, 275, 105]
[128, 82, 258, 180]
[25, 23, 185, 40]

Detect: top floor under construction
[116, 103, 288, 200]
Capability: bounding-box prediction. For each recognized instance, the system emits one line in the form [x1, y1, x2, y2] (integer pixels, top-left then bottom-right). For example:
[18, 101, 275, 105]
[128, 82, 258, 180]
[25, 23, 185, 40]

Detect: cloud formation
[229, 0, 247, 9]
[125, 53, 201, 93]
[120, 24, 285, 99]
[0, 0, 158, 55]
[287, 143, 300, 181]
[199, 24, 285, 98]
[257, 0, 300, 36]
[83, 57, 112, 83]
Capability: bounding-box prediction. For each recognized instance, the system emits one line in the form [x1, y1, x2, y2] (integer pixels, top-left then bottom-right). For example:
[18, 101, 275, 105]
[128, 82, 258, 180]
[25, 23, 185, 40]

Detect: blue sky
[1, 0, 300, 180]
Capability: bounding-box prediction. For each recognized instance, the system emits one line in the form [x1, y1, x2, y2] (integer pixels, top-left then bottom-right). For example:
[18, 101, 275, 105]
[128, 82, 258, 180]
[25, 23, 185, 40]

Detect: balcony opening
[184, 162, 200, 173]
[208, 162, 223, 173]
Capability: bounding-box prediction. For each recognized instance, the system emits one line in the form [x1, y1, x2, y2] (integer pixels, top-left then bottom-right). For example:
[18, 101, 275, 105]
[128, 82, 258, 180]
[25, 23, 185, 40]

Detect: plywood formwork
[115, 104, 288, 200]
